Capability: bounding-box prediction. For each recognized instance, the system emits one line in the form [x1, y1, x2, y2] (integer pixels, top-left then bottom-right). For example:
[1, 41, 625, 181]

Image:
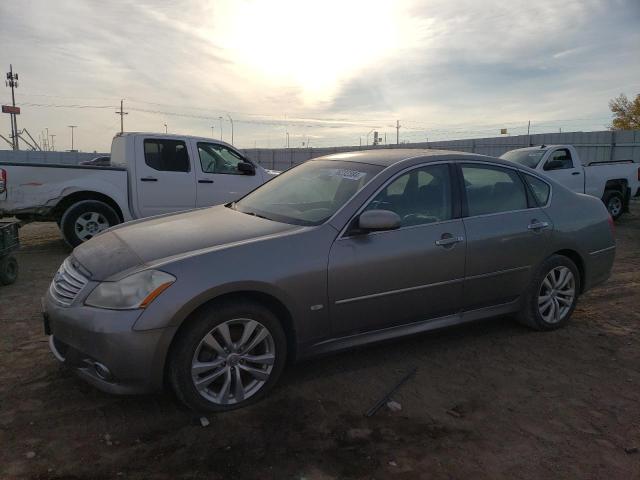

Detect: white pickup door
[192, 141, 264, 206]
[539, 147, 584, 193]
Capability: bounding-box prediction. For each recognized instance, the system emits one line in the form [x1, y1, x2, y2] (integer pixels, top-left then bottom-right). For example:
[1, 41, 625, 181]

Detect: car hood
[72, 205, 300, 280]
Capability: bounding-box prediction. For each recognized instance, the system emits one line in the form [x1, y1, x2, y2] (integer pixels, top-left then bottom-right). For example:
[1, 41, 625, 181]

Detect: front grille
[49, 257, 89, 306]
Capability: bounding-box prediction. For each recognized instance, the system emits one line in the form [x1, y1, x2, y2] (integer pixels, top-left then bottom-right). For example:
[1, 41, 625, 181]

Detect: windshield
[233, 160, 382, 226]
[501, 149, 547, 168]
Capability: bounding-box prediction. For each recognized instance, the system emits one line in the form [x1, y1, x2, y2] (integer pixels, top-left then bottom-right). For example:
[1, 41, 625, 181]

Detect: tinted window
[198, 143, 246, 175]
[143, 139, 190, 172]
[366, 164, 452, 227]
[544, 148, 573, 170]
[523, 174, 551, 206]
[234, 160, 382, 226]
[462, 165, 528, 216]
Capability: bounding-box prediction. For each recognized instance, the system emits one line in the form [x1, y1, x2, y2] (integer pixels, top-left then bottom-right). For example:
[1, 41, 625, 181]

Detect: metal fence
[0, 150, 106, 164]
[1, 130, 639, 168]
[241, 130, 640, 170]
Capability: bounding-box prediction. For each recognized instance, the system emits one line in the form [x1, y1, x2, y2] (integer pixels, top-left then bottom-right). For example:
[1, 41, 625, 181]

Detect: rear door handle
[198, 179, 214, 184]
[140, 177, 157, 182]
[528, 221, 549, 231]
[571, 171, 581, 175]
[435, 235, 464, 247]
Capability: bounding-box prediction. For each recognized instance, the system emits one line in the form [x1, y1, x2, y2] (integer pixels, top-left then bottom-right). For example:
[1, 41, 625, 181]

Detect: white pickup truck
[0, 132, 278, 246]
[501, 145, 640, 219]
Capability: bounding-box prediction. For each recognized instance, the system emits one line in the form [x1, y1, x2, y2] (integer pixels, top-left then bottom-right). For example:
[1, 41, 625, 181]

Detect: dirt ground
[1, 204, 639, 480]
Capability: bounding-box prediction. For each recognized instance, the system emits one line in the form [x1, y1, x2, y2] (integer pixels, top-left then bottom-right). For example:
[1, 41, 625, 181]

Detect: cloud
[0, 0, 638, 150]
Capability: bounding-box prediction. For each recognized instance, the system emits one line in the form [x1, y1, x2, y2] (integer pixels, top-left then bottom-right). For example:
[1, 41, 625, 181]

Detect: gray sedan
[44, 150, 616, 411]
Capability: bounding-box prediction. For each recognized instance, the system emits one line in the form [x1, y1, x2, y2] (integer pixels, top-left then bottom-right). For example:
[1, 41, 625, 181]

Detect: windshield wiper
[239, 209, 271, 221]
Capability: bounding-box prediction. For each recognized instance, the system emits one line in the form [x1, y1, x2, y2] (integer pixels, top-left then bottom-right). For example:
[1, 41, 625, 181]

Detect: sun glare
[213, 0, 406, 104]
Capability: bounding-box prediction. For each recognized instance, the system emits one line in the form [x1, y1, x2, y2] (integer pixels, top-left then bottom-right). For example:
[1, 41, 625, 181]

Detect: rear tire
[60, 200, 120, 248]
[0, 255, 18, 285]
[603, 190, 624, 220]
[168, 300, 287, 412]
[516, 255, 580, 331]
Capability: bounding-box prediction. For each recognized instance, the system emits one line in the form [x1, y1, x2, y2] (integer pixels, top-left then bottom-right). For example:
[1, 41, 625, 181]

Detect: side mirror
[544, 159, 564, 171]
[358, 209, 401, 232]
[237, 161, 256, 175]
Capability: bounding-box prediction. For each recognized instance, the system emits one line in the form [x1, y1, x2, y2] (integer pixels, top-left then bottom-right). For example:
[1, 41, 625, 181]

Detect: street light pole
[218, 116, 223, 141]
[68, 125, 77, 151]
[226, 114, 234, 145]
[210, 125, 215, 138]
[164, 123, 168, 134]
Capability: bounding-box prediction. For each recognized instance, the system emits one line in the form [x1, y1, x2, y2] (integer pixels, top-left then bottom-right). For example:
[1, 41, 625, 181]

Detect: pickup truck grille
[49, 258, 89, 306]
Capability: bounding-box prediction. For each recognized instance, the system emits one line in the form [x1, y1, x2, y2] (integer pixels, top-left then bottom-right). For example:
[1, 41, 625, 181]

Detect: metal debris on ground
[365, 367, 417, 417]
[386, 400, 402, 412]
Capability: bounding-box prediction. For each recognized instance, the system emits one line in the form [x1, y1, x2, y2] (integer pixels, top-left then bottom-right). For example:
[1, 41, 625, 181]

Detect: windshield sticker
[329, 168, 366, 181]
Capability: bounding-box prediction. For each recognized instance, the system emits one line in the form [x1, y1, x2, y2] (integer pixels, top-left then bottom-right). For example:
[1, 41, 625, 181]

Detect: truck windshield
[501, 149, 547, 169]
[232, 160, 383, 226]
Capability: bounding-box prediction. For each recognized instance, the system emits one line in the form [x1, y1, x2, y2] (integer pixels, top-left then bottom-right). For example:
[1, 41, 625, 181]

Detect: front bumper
[44, 291, 169, 395]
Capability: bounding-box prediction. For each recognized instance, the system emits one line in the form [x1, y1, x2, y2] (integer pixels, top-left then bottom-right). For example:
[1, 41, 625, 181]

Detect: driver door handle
[571, 171, 581, 175]
[140, 177, 157, 182]
[435, 235, 464, 247]
[528, 221, 549, 231]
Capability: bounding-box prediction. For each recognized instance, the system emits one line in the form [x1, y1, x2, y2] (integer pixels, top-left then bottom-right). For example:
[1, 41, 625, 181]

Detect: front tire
[517, 255, 580, 331]
[60, 200, 120, 247]
[603, 190, 624, 220]
[168, 300, 287, 412]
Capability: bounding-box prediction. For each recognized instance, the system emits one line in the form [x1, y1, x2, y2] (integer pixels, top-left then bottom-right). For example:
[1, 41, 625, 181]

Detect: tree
[609, 93, 640, 130]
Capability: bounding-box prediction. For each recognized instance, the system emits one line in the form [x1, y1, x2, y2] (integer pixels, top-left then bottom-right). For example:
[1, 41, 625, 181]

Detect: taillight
[0, 169, 6, 194]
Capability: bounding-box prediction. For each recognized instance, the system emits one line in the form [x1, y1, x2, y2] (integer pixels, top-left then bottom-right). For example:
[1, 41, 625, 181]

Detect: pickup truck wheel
[603, 190, 624, 220]
[168, 300, 287, 412]
[0, 255, 18, 285]
[60, 200, 120, 247]
[516, 255, 580, 331]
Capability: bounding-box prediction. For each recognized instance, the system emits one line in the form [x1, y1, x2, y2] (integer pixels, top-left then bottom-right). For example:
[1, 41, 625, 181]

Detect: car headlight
[85, 270, 175, 310]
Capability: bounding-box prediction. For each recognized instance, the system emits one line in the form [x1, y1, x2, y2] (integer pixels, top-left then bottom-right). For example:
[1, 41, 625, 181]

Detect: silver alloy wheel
[191, 318, 275, 405]
[607, 196, 622, 217]
[75, 212, 109, 241]
[538, 266, 575, 324]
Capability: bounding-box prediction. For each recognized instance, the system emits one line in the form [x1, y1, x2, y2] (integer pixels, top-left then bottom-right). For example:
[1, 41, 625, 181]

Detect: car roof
[314, 148, 517, 168]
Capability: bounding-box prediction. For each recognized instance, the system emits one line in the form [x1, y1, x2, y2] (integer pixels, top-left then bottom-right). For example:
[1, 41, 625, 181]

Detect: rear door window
[143, 139, 190, 172]
[461, 164, 528, 216]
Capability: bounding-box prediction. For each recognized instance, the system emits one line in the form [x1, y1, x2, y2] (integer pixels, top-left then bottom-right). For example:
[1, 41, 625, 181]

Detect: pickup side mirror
[237, 161, 256, 175]
[357, 209, 401, 232]
[544, 159, 564, 171]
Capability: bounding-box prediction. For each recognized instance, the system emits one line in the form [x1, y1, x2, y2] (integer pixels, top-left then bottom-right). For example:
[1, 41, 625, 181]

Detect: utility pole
[5, 64, 19, 150]
[286, 132, 290, 148]
[50, 134, 56, 151]
[115, 99, 128, 134]
[68, 125, 77, 151]
[396, 120, 400, 145]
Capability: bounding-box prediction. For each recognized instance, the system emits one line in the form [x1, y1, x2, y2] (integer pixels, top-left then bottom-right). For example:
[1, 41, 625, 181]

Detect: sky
[1, 0, 639, 152]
